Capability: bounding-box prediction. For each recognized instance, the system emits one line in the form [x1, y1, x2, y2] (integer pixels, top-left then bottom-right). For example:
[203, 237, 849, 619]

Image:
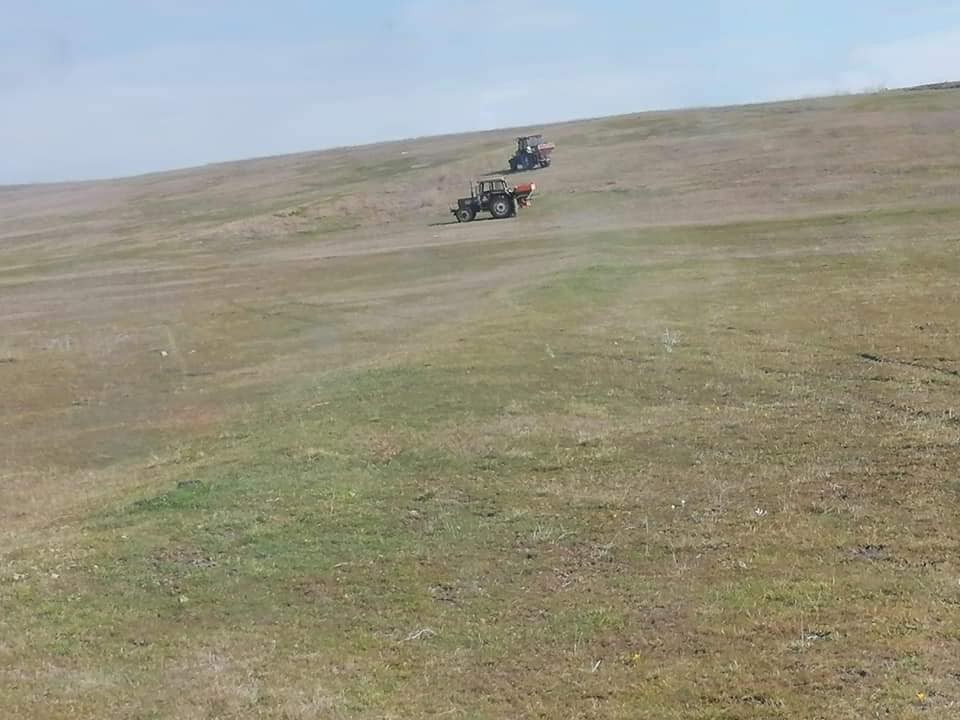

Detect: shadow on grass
[428, 216, 503, 227]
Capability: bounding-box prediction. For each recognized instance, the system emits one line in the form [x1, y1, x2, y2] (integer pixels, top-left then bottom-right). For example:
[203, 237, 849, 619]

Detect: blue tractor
[508, 134, 555, 172]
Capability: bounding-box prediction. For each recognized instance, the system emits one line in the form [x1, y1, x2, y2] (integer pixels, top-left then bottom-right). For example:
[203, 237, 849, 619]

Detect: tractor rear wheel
[490, 197, 513, 219]
[457, 207, 476, 223]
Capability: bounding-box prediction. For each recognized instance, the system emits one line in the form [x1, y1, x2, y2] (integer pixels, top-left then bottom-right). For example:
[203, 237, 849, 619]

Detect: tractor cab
[476, 178, 509, 198]
[517, 135, 543, 153]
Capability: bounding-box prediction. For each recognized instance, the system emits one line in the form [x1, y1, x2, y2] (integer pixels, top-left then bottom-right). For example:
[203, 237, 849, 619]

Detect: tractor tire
[509, 158, 518, 172]
[539, 159, 551, 168]
[490, 197, 512, 219]
[457, 207, 476, 223]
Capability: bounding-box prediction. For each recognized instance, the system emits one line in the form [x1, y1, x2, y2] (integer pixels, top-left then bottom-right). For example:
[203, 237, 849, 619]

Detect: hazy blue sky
[3, 1, 960, 183]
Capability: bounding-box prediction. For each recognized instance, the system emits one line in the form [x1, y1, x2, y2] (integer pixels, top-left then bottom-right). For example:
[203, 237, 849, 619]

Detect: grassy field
[2, 91, 960, 719]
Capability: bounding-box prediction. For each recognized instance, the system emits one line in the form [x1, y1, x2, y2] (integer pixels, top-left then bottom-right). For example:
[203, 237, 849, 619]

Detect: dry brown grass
[2, 89, 960, 718]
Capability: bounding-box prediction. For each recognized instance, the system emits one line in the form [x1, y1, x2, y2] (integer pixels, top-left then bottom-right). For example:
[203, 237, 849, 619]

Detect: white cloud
[778, 26, 960, 99]
[849, 27, 960, 88]
[398, 0, 581, 32]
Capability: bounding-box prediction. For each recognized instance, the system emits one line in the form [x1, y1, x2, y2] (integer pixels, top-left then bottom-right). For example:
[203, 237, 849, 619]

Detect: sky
[3, 0, 960, 184]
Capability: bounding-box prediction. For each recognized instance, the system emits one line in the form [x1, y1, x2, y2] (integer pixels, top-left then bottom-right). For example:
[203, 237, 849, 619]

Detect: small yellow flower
[916, 691, 926, 703]
[630, 653, 642, 665]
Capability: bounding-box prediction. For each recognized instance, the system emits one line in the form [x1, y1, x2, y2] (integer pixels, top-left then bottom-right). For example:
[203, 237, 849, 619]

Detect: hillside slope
[2, 90, 960, 719]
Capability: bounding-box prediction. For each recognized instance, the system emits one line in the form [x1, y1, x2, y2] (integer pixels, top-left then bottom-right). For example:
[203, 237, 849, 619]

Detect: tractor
[450, 178, 536, 222]
[509, 134, 555, 172]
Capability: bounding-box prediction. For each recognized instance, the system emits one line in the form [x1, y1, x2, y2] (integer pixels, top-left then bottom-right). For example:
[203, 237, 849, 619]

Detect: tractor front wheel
[457, 207, 476, 223]
[490, 197, 513, 219]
